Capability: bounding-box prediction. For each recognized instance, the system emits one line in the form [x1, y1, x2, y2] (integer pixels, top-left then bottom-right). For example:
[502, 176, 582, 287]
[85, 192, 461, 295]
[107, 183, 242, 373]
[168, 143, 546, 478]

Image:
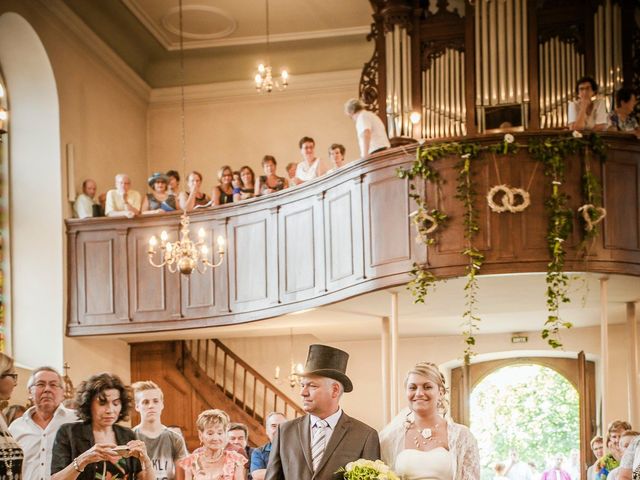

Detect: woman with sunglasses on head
[0, 352, 24, 478]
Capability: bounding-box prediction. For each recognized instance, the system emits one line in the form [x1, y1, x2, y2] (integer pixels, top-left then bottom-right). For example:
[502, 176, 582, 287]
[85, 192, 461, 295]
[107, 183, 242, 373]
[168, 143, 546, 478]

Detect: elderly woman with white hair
[379, 361, 480, 480]
[344, 98, 390, 159]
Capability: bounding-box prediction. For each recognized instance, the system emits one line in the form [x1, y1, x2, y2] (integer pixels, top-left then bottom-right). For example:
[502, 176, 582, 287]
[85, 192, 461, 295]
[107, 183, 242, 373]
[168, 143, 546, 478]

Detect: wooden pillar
[381, 316, 391, 425]
[626, 302, 639, 426]
[600, 276, 609, 432]
[390, 291, 399, 416]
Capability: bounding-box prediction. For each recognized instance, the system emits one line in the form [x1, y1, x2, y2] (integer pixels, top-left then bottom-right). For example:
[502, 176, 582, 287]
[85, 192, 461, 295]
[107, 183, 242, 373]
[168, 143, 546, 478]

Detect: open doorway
[469, 364, 580, 479]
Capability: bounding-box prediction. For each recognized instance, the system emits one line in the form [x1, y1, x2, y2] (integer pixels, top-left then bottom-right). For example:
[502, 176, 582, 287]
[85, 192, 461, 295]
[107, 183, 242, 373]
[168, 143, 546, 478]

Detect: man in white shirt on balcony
[73, 178, 99, 218]
[8, 366, 78, 480]
[105, 173, 142, 218]
[344, 98, 390, 159]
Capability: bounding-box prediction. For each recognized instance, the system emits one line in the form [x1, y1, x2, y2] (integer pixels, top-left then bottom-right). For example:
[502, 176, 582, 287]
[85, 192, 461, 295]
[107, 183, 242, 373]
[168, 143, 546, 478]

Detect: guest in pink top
[541, 455, 572, 480]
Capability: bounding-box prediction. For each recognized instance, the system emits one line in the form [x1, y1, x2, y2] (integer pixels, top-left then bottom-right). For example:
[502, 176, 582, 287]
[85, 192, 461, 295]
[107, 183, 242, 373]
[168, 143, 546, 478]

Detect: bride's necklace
[409, 421, 440, 448]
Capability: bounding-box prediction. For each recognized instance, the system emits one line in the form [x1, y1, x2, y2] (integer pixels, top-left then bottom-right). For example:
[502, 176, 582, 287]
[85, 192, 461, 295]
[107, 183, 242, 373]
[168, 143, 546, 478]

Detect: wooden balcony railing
[184, 339, 304, 422]
[66, 132, 640, 336]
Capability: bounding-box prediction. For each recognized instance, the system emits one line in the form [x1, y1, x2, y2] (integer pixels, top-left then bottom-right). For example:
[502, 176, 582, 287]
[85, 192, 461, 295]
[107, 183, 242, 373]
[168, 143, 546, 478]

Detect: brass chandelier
[147, 0, 225, 275]
[254, 0, 288, 93]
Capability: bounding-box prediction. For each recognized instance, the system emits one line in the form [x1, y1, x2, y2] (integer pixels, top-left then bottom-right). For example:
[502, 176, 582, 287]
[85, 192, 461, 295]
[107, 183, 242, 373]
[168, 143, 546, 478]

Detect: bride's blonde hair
[404, 361, 449, 416]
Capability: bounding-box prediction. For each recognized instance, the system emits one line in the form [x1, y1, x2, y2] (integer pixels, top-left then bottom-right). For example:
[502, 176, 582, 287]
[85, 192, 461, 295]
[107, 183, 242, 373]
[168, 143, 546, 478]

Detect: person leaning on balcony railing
[166, 170, 181, 196]
[255, 155, 288, 196]
[234, 166, 256, 202]
[344, 98, 390, 159]
[104, 174, 142, 219]
[212, 165, 235, 206]
[141, 172, 177, 214]
[73, 178, 100, 219]
[293, 136, 330, 185]
[568, 76, 608, 132]
[327, 143, 347, 173]
[608, 87, 640, 138]
[178, 171, 210, 211]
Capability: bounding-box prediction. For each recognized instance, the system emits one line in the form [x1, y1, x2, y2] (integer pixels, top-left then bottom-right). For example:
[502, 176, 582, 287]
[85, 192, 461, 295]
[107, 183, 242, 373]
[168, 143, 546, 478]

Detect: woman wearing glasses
[0, 352, 24, 478]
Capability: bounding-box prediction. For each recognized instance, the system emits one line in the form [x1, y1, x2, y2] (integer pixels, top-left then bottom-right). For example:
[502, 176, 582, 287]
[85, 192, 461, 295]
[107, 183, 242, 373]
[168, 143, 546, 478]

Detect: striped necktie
[311, 419, 329, 471]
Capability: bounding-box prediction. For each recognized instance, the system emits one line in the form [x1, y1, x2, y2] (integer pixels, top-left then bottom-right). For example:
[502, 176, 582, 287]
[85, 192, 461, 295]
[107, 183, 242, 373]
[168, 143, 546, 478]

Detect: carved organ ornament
[362, 0, 636, 140]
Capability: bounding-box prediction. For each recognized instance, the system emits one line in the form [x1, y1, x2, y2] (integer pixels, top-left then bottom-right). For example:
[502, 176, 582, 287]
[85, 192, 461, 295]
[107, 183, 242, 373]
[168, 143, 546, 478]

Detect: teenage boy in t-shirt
[133, 381, 188, 480]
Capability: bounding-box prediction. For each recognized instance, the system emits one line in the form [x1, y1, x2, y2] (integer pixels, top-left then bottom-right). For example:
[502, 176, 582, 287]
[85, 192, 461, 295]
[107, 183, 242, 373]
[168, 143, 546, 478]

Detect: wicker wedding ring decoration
[486, 184, 531, 213]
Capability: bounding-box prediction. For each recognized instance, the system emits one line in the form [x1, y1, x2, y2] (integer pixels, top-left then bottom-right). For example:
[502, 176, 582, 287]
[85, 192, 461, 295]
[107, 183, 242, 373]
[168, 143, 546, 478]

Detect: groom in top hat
[265, 344, 380, 480]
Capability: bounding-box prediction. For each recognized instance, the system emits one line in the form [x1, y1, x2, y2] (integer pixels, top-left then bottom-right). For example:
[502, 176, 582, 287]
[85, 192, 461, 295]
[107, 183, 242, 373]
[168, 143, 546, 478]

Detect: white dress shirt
[8, 404, 78, 480]
[308, 408, 343, 447]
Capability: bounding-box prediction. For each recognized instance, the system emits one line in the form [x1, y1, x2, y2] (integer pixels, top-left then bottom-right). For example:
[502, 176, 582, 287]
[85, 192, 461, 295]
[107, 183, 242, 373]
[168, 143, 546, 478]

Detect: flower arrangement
[337, 459, 400, 480]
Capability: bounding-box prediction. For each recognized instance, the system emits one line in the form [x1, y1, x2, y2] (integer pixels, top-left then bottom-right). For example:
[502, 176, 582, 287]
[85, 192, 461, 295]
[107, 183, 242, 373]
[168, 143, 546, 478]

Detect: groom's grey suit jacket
[264, 411, 380, 480]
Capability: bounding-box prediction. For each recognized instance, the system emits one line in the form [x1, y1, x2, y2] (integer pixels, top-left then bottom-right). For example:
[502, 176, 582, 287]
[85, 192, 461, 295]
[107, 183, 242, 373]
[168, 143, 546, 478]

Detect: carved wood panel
[128, 227, 181, 322]
[279, 196, 326, 302]
[228, 210, 278, 311]
[603, 151, 640, 253]
[324, 179, 365, 291]
[75, 230, 128, 324]
[363, 165, 418, 278]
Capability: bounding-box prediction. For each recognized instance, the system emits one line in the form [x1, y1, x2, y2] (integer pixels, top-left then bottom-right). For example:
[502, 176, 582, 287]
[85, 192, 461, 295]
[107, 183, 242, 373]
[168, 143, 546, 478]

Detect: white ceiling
[120, 273, 640, 343]
[122, 0, 372, 50]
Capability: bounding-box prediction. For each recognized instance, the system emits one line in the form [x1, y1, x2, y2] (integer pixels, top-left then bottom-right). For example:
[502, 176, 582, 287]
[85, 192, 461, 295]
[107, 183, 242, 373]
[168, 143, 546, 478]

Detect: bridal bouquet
[337, 459, 400, 480]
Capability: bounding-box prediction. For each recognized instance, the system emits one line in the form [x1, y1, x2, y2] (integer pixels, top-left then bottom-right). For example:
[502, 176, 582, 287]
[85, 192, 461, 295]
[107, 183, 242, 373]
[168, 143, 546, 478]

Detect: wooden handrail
[184, 339, 304, 422]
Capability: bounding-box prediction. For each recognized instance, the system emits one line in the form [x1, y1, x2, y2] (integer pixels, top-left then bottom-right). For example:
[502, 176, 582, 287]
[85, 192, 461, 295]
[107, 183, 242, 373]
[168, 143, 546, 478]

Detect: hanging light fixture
[254, 0, 288, 93]
[148, 0, 225, 275]
[274, 329, 304, 388]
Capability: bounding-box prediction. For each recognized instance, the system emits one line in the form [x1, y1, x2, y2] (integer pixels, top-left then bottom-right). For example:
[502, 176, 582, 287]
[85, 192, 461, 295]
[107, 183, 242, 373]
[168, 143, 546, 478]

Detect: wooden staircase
[130, 340, 304, 451]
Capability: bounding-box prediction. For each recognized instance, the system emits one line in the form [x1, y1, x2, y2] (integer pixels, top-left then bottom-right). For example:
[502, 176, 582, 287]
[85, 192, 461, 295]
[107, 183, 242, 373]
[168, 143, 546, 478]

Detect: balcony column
[390, 291, 399, 416]
[600, 276, 609, 432]
[627, 302, 639, 426]
[381, 316, 391, 425]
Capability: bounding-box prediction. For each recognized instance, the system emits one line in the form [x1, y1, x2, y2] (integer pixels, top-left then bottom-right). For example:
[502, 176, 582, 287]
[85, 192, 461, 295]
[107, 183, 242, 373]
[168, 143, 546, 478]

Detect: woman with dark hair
[212, 166, 234, 206]
[0, 352, 24, 478]
[51, 373, 155, 479]
[255, 156, 288, 196]
[608, 87, 640, 137]
[234, 166, 256, 201]
[568, 76, 607, 131]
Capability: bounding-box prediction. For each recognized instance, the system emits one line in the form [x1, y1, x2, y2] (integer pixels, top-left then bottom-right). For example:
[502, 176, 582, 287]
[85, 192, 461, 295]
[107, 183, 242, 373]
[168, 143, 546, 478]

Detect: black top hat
[298, 344, 353, 393]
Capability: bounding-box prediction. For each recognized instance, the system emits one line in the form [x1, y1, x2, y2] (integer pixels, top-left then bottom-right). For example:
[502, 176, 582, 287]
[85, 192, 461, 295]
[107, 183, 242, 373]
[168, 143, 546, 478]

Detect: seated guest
[344, 98, 391, 158]
[597, 421, 632, 479]
[212, 165, 234, 206]
[250, 412, 286, 480]
[74, 179, 100, 219]
[608, 431, 639, 480]
[255, 156, 288, 196]
[178, 171, 210, 211]
[588, 436, 605, 480]
[294, 136, 329, 184]
[9, 366, 78, 480]
[132, 381, 187, 480]
[141, 172, 177, 214]
[568, 76, 608, 131]
[0, 353, 24, 479]
[178, 409, 246, 480]
[105, 174, 142, 218]
[227, 423, 252, 460]
[327, 143, 347, 172]
[166, 170, 181, 195]
[51, 372, 155, 479]
[608, 87, 640, 137]
[234, 166, 256, 202]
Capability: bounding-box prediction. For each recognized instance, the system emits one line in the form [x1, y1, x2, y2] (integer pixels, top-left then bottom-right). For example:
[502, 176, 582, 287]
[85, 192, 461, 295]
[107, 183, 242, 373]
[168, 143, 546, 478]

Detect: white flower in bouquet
[503, 133, 515, 143]
[337, 458, 399, 480]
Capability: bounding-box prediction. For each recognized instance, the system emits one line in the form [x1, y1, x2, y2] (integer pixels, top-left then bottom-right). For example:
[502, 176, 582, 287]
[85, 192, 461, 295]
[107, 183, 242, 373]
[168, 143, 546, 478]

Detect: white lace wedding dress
[379, 408, 480, 480]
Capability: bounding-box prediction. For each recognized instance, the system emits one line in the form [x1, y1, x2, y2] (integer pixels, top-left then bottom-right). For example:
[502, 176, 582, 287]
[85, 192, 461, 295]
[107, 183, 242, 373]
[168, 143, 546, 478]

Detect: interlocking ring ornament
[487, 184, 531, 213]
[578, 204, 607, 231]
[409, 209, 440, 243]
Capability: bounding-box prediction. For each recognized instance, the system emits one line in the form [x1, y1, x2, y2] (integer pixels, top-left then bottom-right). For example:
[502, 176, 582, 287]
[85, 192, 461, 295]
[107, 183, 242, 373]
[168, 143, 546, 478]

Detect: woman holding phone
[51, 373, 155, 479]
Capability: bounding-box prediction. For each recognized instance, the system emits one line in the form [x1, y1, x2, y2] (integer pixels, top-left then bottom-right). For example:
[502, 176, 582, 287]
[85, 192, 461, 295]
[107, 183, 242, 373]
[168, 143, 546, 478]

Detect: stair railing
[183, 339, 304, 423]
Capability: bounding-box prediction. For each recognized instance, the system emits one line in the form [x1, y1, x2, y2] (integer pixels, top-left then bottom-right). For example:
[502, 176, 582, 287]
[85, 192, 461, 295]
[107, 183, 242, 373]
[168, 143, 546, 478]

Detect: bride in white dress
[379, 362, 480, 480]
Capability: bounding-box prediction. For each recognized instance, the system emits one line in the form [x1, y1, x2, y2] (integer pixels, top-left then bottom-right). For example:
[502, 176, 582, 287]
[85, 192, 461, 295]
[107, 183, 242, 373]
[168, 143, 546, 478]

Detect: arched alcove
[0, 12, 63, 368]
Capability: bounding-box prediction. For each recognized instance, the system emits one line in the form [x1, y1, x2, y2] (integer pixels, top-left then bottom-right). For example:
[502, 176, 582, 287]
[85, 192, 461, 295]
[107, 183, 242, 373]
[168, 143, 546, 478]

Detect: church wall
[146, 71, 362, 194]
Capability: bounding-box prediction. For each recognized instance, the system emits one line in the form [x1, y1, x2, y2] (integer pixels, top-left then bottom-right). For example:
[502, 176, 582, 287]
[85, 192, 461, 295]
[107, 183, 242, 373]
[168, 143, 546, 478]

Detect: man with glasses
[8, 366, 77, 479]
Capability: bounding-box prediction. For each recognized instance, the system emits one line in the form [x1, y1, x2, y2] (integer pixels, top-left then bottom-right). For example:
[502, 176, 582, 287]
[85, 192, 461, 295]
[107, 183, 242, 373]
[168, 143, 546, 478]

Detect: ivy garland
[398, 133, 606, 357]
